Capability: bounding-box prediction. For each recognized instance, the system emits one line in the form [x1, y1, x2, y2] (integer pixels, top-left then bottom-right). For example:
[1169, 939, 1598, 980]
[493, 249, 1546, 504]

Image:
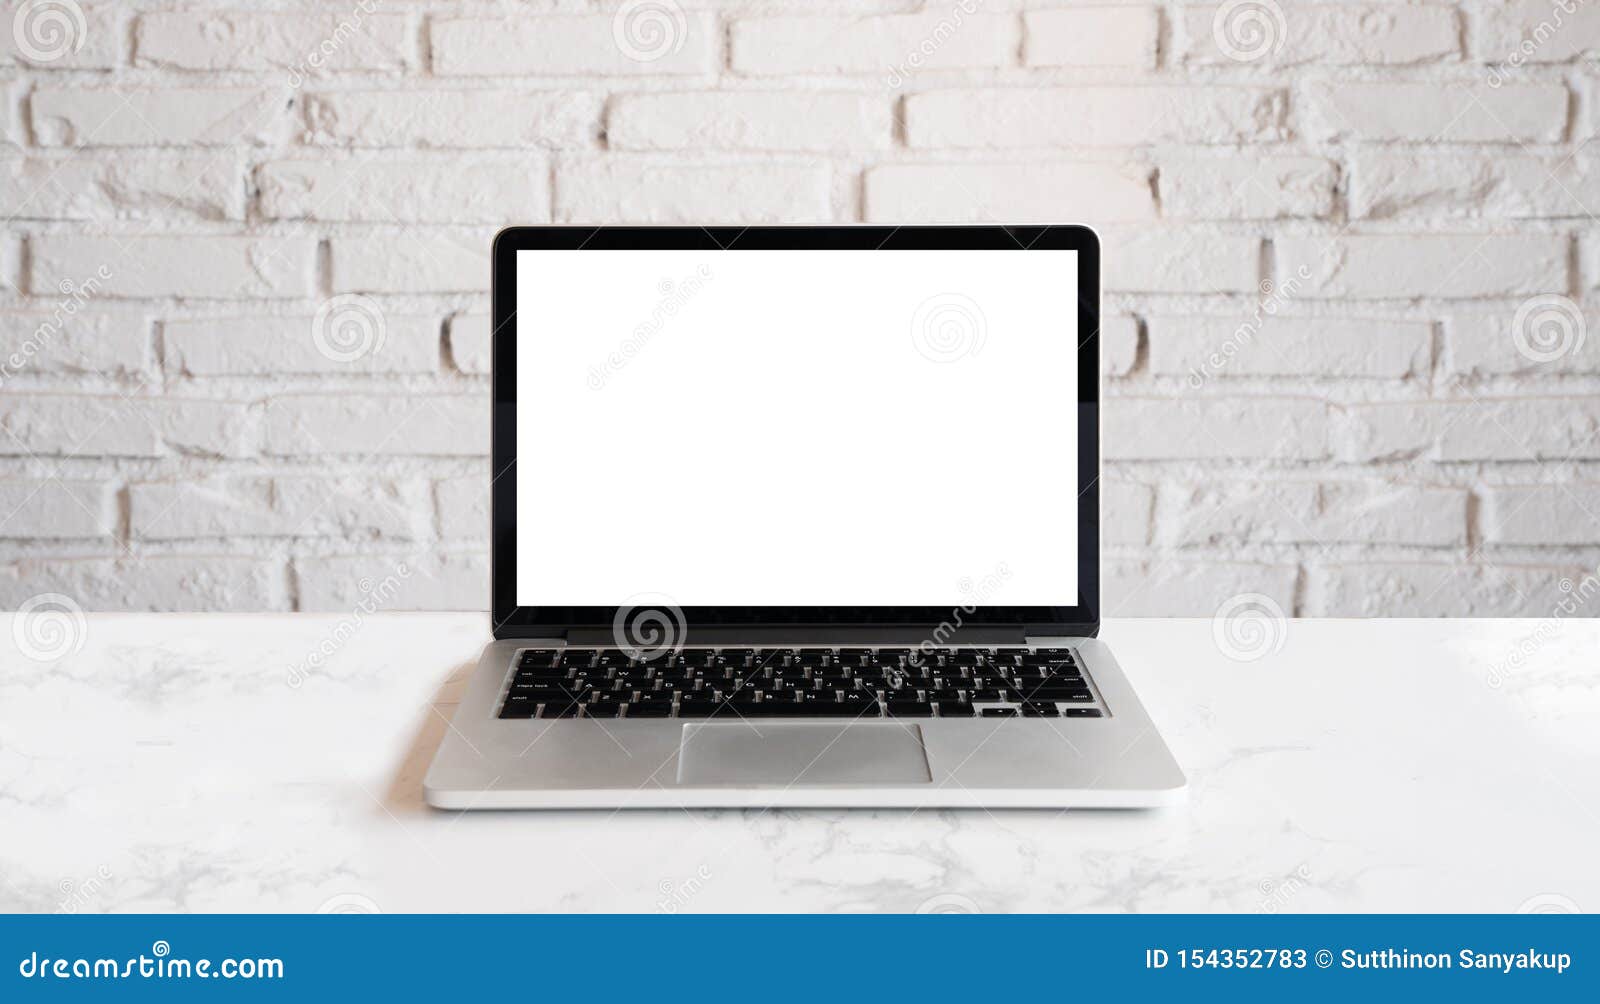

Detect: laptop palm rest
[677, 723, 932, 786]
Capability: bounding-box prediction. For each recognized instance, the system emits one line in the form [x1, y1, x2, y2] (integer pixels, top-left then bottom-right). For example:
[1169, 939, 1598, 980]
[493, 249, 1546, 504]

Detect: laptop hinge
[563, 626, 1030, 647]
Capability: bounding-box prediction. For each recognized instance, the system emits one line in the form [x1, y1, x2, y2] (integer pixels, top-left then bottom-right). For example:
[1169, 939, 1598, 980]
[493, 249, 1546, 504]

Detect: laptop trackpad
[677, 723, 931, 786]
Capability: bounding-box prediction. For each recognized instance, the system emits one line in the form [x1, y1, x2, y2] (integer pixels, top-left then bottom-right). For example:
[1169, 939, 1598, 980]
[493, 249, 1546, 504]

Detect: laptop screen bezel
[489, 225, 1100, 638]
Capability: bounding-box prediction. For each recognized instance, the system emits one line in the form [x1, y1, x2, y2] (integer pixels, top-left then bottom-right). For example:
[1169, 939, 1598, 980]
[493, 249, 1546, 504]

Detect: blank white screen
[516, 248, 1078, 607]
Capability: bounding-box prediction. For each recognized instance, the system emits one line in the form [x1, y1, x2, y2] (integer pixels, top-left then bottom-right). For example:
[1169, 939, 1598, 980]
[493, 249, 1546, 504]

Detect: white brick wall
[0, 0, 1595, 618]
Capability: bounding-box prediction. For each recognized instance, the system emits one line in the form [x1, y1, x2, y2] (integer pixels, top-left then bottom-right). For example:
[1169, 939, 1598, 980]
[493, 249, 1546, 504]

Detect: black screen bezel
[490, 225, 1100, 637]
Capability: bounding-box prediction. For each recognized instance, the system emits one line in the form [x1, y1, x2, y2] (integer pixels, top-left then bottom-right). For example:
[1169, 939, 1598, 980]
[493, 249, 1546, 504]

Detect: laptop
[424, 225, 1185, 809]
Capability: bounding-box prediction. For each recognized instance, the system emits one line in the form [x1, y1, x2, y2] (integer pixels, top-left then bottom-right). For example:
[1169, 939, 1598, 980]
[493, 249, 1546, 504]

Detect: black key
[874, 649, 910, 663]
[981, 707, 1018, 718]
[1021, 703, 1060, 717]
[1033, 648, 1074, 658]
[560, 650, 595, 667]
[970, 688, 1007, 702]
[791, 650, 828, 667]
[1064, 708, 1103, 718]
[718, 649, 753, 666]
[936, 702, 975, 717]
[676, 700, 720, 718]
[1019, 686, 1092, 701]
[583, 705, 619, 719]
[837, 649, 872, 664]
[499, 694, 536, 719]
[788, 700, 881, 717]
[886, 701, 933, 717]
[519, 649, 561, 668]
[539, 702, 580, 718]
[626, 703, 672, 718]
[948, 650, 982, 665]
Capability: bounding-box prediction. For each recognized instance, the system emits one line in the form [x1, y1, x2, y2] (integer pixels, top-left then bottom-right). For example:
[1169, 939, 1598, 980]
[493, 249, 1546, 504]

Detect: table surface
[1, 614, 1595, 914]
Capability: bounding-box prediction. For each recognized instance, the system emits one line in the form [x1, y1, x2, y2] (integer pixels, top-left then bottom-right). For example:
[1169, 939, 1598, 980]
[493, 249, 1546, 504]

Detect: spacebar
[713, 701, 880, 718]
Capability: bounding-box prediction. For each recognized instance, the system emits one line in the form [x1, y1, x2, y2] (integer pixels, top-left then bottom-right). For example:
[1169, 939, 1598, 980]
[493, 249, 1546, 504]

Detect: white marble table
[1, 614, 1595, 914]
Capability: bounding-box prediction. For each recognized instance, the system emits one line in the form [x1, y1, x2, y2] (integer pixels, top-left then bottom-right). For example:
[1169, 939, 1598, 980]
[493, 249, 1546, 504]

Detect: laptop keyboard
[497, 647, 1103, 720]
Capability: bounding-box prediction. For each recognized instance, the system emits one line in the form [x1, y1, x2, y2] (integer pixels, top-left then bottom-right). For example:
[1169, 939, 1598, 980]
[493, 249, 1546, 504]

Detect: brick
[1334, 399, 1600, 462]
[864, 161, 1155, 223]
[1104, 397, 1330, 460]
[1158, 480, 1466, 547]
[0, 480, 116, 538]
[1, 4, 124, 69]
[431, 14, 716, 76]
[303, 90, 599, 149]
[0, 155, 243, 221]
[130, 477, 426, 540]
[1181, 4, 1458, 65]
[294, 552, 488, 611]
[329, 232, 490, 294]
[258, 159, 548, 223]
[730, 13, 1018, 77]
[1487, 484, 1600, 546]
[1101, 479, 1153, 545]
[1103, 559, 1298, 617]
[449, 313, 491, 374]
[1306, 562, 1576, 617]
[135, 11, 413, 74]
[1276, 234, 1567, 299]
[0, 310, 146, 380]
[907, 87, 1286, 148]
[1159, 156, 1337, 220]
[436, 477, 488, 540]
[165, 315, 441, 376]
[1025, 8, 1158, 68]
[32, 87, 292, 147]
[1350, 152, 1600, 219]
[0, 556, 285, 611]
[265, 394, 486, 456]
[1146, 316, 1431, 380]
[1478, 0, 1600, 63]
[1101, 314, 1139, 376]
[556, 160, 832, 223]
[1100, 226, 1259, 294]
[32, 235, 315, 299]
[1445, 307, 1600, 375]
[1303, 82, 1568, 143]
[609, 92, 893, 152]
[0, 394, 257, 458]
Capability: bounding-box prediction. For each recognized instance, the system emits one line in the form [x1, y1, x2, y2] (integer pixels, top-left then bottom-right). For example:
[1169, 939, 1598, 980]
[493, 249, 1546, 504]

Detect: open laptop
[424, 225, 1185, 809]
